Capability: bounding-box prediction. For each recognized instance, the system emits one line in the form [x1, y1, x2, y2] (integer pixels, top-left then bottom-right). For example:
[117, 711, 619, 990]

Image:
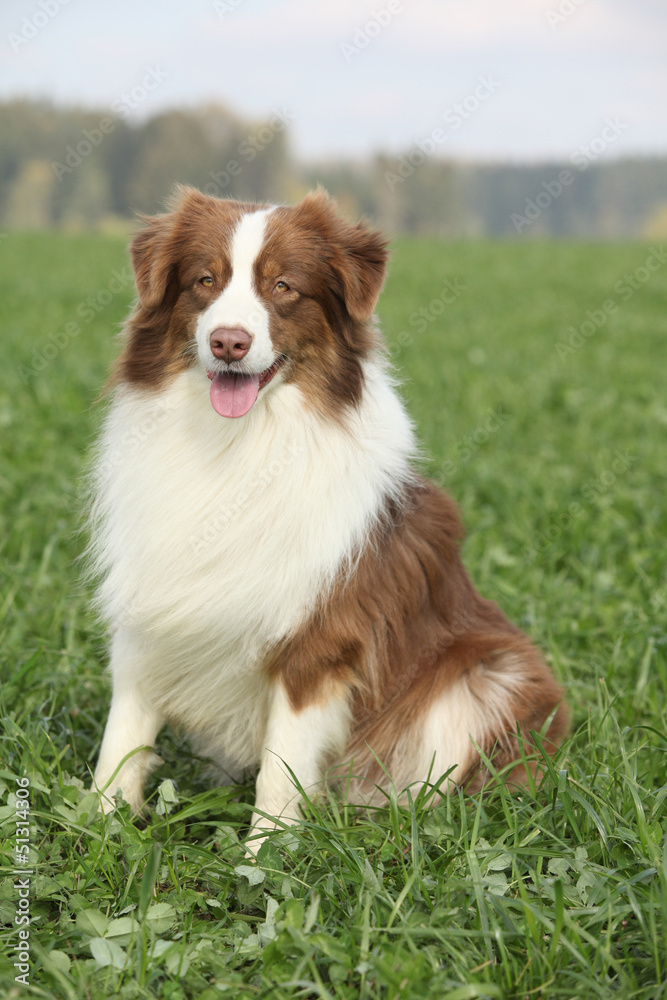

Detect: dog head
[120, 187, 389, 418]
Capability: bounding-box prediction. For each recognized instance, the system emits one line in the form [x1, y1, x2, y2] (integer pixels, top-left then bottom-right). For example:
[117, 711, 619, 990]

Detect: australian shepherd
[90, 186, 567, 841]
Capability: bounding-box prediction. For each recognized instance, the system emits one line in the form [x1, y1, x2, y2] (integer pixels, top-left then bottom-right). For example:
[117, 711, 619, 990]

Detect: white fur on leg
[246, 682, 350, 852]
[93, 631, 164, 813]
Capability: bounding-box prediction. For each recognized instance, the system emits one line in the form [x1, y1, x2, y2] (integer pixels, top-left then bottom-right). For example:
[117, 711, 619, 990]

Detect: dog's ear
[337, 216, 389, 322]
[296, 189, 389, 322]
[130, 213, 177, 310]
[130, 186, 206, 309]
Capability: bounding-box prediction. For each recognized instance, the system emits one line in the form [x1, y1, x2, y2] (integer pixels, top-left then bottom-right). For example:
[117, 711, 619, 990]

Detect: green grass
[1, 232, 666, 999]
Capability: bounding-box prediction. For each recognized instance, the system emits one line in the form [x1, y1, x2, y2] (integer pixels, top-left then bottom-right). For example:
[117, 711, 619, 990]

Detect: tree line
[1, 99, 666, 238]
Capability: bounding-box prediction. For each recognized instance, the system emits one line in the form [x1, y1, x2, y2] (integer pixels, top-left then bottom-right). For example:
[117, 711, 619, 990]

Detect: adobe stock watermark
[523, 450, 637, 558]
[433, 405, 512, 482]
[51, 67, 168, 181]
[12, 775, 33, 987]
[17, 266, 133, 383]
[340, 0, 403, 62]
[213, 0, 244, 17]
[203, 108, 295, 197]
[511, 117, 628, 233]
[384, 76, 501, 190]
[545, 0, 588, 30]
[191, 439, 304, 554]
[592, 578, 667, 672]
[95, 396, 179, 482]
[8, 0, 73, 54]
[388, 276, 466, 358]
[555, 245, 667, 362]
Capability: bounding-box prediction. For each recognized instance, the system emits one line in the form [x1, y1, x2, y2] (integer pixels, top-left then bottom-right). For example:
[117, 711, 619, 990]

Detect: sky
[1, 0, 665, 163]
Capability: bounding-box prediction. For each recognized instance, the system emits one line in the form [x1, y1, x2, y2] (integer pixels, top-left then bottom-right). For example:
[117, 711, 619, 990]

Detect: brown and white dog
[90, 186, 568, 840]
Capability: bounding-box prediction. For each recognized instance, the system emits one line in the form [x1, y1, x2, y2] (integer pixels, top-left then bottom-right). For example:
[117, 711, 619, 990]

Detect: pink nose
[209, 327, 252, 364]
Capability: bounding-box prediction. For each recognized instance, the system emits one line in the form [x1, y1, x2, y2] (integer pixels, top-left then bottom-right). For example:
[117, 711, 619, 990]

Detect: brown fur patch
[266, 478, 568, 794]
[257, 191, 388, 418]
[116, 189, 248, 389]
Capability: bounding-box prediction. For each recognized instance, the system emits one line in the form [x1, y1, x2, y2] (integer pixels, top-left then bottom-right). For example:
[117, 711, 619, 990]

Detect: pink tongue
[209, 371, 260, 418]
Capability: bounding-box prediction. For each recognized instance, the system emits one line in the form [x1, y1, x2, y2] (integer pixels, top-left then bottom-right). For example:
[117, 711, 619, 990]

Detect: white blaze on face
[195, 208, 275, 374]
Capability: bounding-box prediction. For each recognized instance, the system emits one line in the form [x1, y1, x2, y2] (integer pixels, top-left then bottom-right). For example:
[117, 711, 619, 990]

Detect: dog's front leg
[93, 629, 164, 814]
[247, 681, 350, 851]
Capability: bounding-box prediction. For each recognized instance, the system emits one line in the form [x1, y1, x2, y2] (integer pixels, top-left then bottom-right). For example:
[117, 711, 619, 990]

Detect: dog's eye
[200, 276, 214, 288]
[274, 280, 290, 292]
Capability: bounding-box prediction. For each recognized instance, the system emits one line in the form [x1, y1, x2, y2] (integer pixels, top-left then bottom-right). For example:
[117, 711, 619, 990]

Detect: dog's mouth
[206, 356, 287, 419]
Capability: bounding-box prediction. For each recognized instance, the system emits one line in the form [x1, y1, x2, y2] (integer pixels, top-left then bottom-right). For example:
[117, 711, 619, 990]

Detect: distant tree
[59, 165, 112, 229]
[127, 110, 215, 214]
[4, 159, 55, 229]
[643, 202, 667, 238]
[0, 99, 665, 237]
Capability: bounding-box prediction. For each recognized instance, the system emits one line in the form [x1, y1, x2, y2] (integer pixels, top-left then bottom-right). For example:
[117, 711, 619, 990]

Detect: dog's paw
[243, 837, 266, 861]
[244, 816, 277, 858]
[91, 782, 148, 819]
[244, 802, 304, 857]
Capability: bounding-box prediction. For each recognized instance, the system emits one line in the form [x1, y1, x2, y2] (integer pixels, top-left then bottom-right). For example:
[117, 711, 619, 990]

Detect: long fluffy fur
[90, 187, 568, 832]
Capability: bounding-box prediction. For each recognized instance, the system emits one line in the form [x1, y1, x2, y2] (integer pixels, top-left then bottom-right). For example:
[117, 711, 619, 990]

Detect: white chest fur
[89, 363, 415, 763]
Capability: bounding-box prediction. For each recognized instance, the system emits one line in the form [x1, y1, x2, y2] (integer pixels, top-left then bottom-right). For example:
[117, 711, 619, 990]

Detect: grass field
[1, 231, 666, 999]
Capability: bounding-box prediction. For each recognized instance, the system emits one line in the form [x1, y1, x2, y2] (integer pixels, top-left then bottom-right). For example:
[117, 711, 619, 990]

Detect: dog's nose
[209, 327, 253, 364]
